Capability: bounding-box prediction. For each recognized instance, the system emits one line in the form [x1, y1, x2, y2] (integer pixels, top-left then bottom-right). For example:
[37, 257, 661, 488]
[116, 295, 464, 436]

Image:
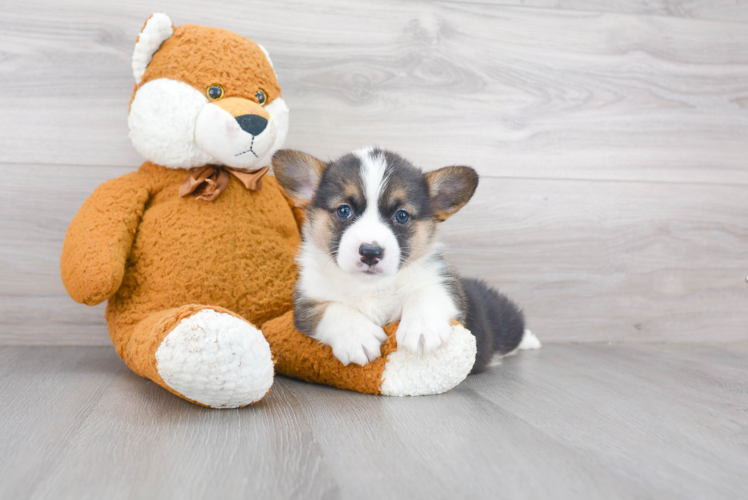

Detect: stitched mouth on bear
[235, 136, 258, 158]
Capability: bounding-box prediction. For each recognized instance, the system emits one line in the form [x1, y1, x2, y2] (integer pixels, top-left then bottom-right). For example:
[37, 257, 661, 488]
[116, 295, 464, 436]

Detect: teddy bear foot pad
[155, 309, 274, 408]
[379, 323, 477, 396]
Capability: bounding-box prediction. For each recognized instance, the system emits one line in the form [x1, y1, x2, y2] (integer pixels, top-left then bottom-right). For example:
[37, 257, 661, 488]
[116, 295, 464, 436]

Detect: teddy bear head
[128, 13, 289, 170]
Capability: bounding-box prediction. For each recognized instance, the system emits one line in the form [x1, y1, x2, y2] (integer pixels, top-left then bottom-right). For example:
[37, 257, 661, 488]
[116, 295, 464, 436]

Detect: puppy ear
[132, 13, 174, 84]
[272, 150, 327, 207]
[424, 166, 479, 221]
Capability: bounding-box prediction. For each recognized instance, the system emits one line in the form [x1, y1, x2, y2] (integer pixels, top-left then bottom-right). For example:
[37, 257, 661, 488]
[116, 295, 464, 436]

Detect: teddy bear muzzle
[194, 96, 277, 169]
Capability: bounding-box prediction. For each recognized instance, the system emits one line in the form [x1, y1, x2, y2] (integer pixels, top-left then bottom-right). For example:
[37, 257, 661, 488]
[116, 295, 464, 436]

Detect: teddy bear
[60, 13, 477, 408]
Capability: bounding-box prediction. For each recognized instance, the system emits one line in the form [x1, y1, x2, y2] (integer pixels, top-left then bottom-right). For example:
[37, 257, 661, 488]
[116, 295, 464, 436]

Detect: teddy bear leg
[262, 312, 477, 396]
[116, 305, 274, 408]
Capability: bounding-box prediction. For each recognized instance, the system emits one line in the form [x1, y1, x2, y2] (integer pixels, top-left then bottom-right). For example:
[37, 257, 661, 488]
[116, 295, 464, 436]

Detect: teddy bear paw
[155, 309, 274, 408]
[380, 323, 477, 397]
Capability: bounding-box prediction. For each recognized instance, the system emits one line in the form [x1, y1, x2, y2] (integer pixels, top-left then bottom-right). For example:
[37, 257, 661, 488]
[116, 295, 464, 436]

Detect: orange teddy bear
[60, 14, 477, 408]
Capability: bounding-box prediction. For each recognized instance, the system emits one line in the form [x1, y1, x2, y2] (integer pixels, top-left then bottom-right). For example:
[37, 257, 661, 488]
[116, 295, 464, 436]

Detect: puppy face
[273, 147, 478, 278]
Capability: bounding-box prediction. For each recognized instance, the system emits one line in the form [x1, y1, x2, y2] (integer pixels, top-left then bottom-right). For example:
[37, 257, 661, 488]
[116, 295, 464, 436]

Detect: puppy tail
[460, 278, 540, 374]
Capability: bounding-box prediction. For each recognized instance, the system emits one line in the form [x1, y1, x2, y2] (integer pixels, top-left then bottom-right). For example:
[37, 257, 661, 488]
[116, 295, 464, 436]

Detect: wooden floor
[1, 343, 746, 500]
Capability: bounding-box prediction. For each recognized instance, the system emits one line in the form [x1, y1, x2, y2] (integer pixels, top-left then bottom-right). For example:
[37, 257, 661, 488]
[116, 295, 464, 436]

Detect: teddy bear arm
[60, 172, 151, 305]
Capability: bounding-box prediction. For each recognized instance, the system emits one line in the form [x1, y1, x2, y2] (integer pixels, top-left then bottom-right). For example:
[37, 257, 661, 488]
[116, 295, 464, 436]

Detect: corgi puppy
[272, 147, 539, 369]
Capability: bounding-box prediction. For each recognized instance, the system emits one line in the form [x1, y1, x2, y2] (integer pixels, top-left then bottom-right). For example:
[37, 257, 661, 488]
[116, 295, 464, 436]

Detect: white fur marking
[518, 329, 542, 350]
[487, 355, 503, 368]
[155, 309, 274, 408]
[335, 148, 401, 275]
[396, 283, 458, 355]
[132, 13, 173, 84]
[336, 211, 401, 276]
[354, 147, 388, 209]
[495, 329, 543, 361]
[298, 240, 453, 331]
[315, 303, 388, 366]
[380, 323, 476, 396]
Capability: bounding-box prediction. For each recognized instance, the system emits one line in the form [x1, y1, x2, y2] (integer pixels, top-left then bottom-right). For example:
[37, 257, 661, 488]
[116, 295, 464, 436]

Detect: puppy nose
[359, 243, 384, 266]
[235, 114, 268, 136]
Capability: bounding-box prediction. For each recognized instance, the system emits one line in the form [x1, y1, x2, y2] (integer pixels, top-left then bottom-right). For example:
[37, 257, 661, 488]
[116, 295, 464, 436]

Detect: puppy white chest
[339, 283, 405, 327]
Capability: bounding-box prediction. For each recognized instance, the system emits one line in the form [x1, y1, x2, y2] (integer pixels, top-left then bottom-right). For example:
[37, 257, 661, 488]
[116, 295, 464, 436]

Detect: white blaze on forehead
[354, 146, 389, 210]
[335, 147, 401, 276]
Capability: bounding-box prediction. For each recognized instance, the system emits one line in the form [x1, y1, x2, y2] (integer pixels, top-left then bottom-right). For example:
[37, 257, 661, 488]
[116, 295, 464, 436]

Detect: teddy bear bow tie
[179, 165, 270, 201]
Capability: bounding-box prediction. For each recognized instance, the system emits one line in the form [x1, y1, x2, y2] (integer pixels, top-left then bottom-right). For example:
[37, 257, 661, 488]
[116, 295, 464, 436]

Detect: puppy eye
[207, 85, 224, 100]
[336, 204, 352, 220]
[395, 209, 410, 224]
[256, 89, 267, 106]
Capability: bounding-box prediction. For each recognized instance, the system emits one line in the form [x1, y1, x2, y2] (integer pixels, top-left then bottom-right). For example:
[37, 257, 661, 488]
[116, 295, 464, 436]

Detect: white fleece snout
[194, 104, 277, 169]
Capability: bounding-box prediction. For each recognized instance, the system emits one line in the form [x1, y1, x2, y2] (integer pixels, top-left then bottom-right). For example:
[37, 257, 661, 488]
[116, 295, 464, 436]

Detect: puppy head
[273, 147, 478, 279]
[128, 14, 289, 169]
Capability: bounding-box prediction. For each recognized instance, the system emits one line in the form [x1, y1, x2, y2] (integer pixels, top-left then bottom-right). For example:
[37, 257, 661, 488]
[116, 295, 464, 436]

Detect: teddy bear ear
[256, 44, 274, 69]
[132, 13, 174, 84]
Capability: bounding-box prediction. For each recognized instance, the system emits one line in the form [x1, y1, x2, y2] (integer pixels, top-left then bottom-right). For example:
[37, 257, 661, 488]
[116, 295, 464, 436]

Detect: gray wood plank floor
[1, 343, 746, 500]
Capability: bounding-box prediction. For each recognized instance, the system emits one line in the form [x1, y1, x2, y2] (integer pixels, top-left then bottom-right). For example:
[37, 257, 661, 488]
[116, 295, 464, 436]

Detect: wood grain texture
[1, 0, 747, 344]
[1, 344, 746, 499]
[440, 0, 748, 23]
[443, 176, 748, 343]
[2, 164, 746, 344]
[0, 0, 747, 183]
[0, 165, 127, 344]
[0, 347, 339, 500]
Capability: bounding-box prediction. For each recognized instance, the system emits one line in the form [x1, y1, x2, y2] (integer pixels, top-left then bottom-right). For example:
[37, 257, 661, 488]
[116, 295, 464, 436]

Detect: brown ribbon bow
[179, 165, 270, 201]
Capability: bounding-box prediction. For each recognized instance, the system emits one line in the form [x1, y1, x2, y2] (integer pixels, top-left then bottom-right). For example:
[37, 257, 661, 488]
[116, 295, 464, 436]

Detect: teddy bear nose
[235, 114, 268, 136]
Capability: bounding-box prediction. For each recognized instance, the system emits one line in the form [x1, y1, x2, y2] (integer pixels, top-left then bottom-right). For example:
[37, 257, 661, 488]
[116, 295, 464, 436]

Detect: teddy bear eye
[256, 89, 267, 106]
[207, 85, 224, 100]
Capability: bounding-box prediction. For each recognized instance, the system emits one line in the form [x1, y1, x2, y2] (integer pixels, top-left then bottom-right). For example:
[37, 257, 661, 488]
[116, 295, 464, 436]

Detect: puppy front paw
[323, 320, 388, 366]
[396, 314, 452, 355]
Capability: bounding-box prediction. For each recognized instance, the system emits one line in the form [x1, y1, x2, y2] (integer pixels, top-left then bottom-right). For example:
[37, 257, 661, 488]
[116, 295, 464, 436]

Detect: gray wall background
[2, 0, 747, 344]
